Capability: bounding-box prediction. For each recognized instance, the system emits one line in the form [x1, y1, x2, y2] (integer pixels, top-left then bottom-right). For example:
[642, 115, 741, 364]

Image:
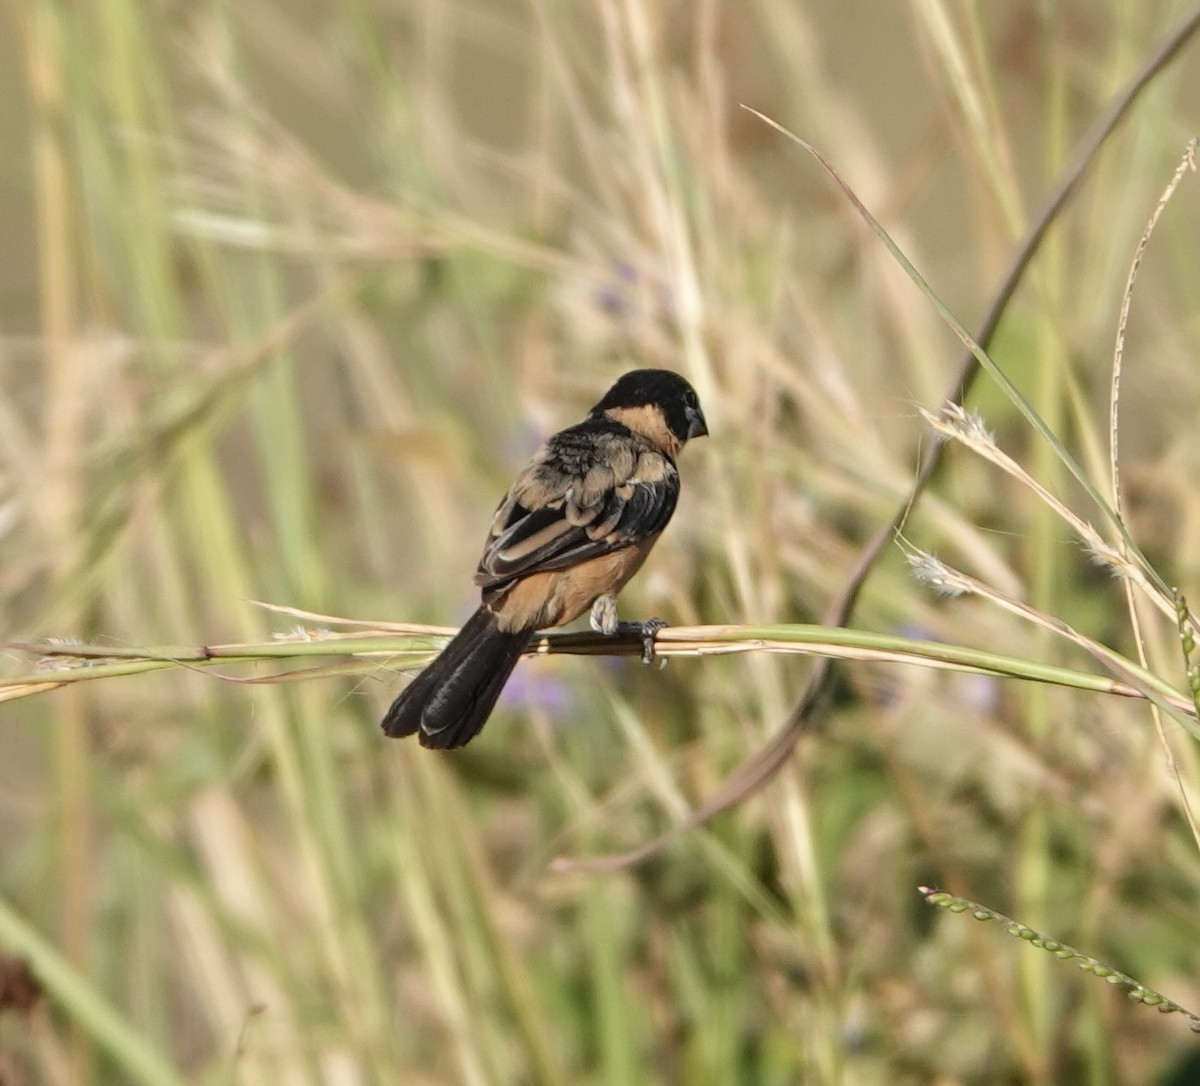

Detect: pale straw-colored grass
[3, 3, 1200, 1084]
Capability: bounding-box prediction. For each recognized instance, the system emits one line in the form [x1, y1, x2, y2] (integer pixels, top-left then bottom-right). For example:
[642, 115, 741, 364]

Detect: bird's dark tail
[381, 606, 531, 749]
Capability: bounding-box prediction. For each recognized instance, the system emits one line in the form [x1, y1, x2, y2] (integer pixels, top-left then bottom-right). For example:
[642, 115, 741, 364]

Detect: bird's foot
[616, 617, 669, 665]
[590, 597, 668, 664]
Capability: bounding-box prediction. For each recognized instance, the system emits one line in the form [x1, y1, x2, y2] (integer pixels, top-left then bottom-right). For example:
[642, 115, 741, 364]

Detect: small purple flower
[592, 260, 645, 320]
[500, 667, 575, 715]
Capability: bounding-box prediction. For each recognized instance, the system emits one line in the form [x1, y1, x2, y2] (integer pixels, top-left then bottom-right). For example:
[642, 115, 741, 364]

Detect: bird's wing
[474, 424, 679, 592]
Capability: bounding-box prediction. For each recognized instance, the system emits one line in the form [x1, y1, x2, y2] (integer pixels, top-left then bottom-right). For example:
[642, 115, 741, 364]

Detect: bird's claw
[616, 617, 668, 665]
[591, 596, 668, 664]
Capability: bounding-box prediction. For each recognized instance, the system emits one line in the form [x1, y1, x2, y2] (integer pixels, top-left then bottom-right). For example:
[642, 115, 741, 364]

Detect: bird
[382, 368, 708, 749]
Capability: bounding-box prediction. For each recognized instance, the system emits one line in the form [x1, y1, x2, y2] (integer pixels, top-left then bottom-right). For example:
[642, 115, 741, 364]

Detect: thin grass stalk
[21, 3, 96, 1080]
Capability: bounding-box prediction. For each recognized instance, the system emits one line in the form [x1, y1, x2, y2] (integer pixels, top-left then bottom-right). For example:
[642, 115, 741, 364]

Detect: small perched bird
[382, 368, 708, 749]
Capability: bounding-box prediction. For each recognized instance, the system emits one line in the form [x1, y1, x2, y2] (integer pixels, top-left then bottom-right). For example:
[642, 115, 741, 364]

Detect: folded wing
[475, 423, 680, 596]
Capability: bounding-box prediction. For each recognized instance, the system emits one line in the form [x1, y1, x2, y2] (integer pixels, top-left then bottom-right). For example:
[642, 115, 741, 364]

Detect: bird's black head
[590, 369, 708, 449]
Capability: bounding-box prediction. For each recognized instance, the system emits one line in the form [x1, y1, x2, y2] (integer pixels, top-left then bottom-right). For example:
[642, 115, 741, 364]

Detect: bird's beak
[686, 404, 708, 440]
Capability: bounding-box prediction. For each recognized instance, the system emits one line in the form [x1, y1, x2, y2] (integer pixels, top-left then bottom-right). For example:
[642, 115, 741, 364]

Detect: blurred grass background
[2, 0, 1200, 1083]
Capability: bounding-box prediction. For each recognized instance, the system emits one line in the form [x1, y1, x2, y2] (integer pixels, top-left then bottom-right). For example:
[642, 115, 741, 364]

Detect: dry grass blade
[8, 623, 1184, 708]
[1107, 140, 1200, 851]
